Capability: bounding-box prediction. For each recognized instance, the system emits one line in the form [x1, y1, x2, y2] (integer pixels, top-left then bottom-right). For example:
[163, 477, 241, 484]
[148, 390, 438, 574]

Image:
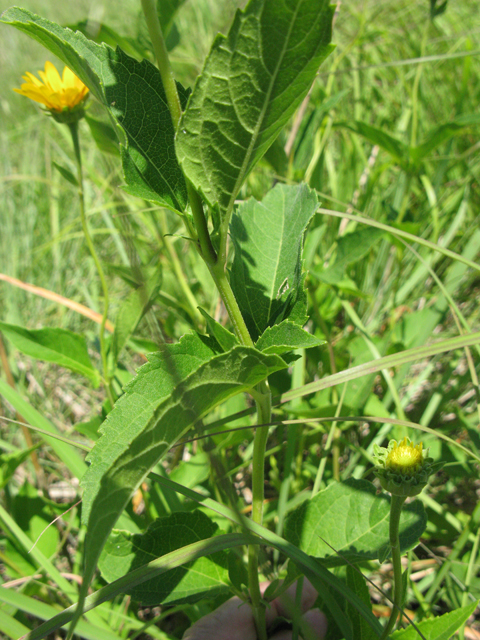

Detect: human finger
[269, 610, 328, 640]
[182, 596, 257, 640]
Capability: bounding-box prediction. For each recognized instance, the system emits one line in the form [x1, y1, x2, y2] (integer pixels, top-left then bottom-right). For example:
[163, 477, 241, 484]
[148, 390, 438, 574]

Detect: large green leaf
[80, 332, 286, 609]
[0, 322, 100, 387]
[176, 0, 334, 221]
[110, 266, 162, 366]
[99, 511, 230, 605]
[230, 183, 318, 340]
[284, 479, 427, 566]
[391, 600, 479, 640]
[1, 7, 187, 211]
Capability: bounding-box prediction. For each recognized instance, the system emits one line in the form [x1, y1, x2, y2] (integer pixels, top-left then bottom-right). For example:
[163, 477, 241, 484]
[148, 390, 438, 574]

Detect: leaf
[110, 266, 162, 366]
[255, 321, 325, 354]
[157, 0, 187, 36]
[345, 566, 376, 640]
[0, 322, 100, 387]
[198, 307, 238, 352]
[67, 19, 149, 60]
[391, 600, 479, 640]
[230, 183, 318, 340]
[314, 227, 384, 285]
[176, 0, 334, 221]
[284, 479, 427, 566]
[99, 511, 230, 605]
[337, 121, 408, 164]
[52, 162, 78, 186]
[80, 332, 287, 603]
[1, 7, 188, 211]
[85, 115, 120, 156]
[0, 445, 40, 489]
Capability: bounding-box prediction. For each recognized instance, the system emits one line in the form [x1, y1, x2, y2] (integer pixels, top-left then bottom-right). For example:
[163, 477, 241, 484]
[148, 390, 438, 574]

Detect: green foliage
[230, 183, 318, 340]
[284, 479, 427, 566]
[391, 600, 479, 640]
[176, 0, 334, 222]
[81, 333, 287, 601]
[0, 445, 39, 489]
[1, 7, 188, 211]
[109, 265, 162, 366]
[0, 322, 100, 386]
[255, 321, 325, 354]
[1, 0, 480, 638]
[99, 511, 230, 605]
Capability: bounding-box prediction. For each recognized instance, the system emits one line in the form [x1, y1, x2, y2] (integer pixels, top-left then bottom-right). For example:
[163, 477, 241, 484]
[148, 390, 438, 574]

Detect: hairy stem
[68, 122, 113, 407]
[380, 494, 406, 640]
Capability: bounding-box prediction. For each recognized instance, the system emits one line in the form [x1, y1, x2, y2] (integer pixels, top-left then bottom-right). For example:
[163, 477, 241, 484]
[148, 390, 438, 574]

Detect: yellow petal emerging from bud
[14, 61, 89, 114]
[373, 437, 439, 498]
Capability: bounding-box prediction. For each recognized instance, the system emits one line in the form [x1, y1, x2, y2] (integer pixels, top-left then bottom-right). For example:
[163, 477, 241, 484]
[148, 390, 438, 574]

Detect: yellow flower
[14, 61, 89, 113]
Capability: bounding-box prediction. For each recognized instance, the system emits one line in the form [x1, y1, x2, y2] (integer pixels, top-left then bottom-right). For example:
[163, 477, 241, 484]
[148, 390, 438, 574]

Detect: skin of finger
[269, 611, 328, 640]
[265, 579, 318, 623]
[182, 596, 257, 640]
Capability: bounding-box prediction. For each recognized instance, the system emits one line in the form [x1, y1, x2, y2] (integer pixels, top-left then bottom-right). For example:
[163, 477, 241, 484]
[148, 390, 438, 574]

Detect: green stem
[140, 0, 217, 266]
[140, 0, 182, 128]
[208, 264, 254, 346]
[380, 494, 406, 640]
[247, 379, 271, 640]
[68, 122, 114, 408]
[142, 6, 271, 637]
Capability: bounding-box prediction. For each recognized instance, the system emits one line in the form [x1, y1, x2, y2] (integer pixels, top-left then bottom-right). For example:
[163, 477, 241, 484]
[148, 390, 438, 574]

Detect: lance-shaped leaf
[0, 322, 100, 387]
[230, 183, 318, 340]
[390, 600, 479, 640]
[80, 332, 286, 606]
[1, 7, 187, 211]
[176, 0, 334, 221]
[284, 479, 427, 566]
[99, 511, 230, 605]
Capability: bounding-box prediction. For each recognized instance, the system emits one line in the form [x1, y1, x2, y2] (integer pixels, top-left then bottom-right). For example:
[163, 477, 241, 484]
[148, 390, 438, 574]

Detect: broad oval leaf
[81, 332, 287, 599]
[99, 511, 230, 605]
[0, 322, 100, 387]
[1, 7, 187, 211]
[176, 0, 334, 221]
[230, 183, 318, 340]
[284, 478, 427, 566]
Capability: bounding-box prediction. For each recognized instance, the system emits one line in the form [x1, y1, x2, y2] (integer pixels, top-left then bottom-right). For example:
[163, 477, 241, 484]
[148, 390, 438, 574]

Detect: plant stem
[68, 122, 114, 407]
[140, 0, 217, 267]
[142, 5, 271, 636]
[380, 494, 406, 640]
[140, 0, 182, 128]
[248, 379, 271, 640]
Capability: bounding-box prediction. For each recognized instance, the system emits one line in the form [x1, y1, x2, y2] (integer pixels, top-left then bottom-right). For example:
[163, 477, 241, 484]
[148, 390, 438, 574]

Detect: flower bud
[373, 436, 440, 497]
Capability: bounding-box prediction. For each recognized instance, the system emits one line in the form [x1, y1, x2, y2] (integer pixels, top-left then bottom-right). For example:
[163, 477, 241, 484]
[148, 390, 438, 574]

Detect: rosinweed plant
[1, 1, 479, 640]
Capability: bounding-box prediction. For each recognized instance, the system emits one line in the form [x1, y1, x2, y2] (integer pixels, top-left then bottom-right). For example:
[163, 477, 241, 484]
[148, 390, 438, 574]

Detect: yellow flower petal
[42, 61, 63, 92]
[14, 61, 89, 113]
